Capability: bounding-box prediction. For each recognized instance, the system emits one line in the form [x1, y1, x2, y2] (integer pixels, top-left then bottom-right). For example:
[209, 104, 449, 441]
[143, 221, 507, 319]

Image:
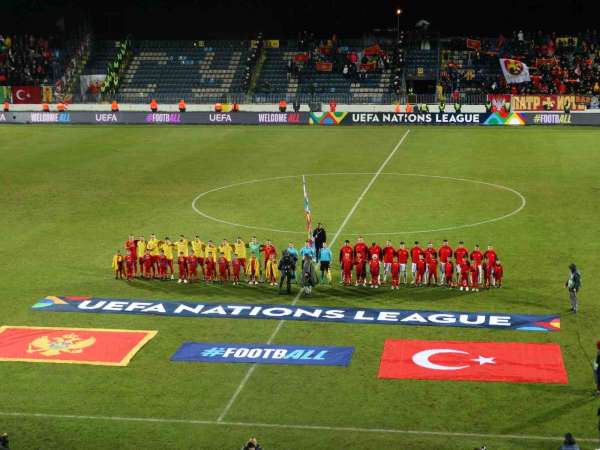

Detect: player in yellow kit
[136, 236, 147, 277]
[218, 239, 233, 262]
[146, 234, 161, 278]
[161, 237, 176, 279]
[204, 240, 218, 262]
[191, 236, 206, 279]
[233, 237, 247, 271]
[175, 235, 189, 257]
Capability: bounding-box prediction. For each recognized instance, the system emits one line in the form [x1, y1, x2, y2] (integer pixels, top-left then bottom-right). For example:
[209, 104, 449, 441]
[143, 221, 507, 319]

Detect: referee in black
[312, 222, 327, 261]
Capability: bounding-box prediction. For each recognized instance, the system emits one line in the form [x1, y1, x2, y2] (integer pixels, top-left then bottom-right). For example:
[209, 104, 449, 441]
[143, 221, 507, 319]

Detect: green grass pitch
[1, 124, 599, 449]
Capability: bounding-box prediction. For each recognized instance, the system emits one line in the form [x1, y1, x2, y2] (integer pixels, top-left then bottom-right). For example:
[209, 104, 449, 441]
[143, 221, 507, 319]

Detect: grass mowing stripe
[0, 411, 596, 443]
[216, 129, 411, 422]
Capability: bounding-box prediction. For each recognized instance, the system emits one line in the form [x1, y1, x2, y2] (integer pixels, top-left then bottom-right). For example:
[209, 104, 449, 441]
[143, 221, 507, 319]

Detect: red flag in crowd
[11, 86, 41, 104]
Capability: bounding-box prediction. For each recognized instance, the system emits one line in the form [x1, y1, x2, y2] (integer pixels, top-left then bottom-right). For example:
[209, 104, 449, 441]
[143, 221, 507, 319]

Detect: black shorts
[320, 261, 330, 271]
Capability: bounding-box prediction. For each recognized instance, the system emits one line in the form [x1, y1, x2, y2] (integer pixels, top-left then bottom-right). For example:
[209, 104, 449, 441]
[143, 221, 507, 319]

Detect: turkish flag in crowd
[466, 39, 481, 50]
[378, 339, 568, 384]
[11, 86, 41, 104]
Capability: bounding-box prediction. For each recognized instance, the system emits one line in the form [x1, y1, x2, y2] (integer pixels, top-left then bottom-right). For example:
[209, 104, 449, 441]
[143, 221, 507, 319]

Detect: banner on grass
[33, 296, 561, 332]
[378, 339, 568, 384]
[172, 342, 354, 366]
[0, 325, 156, 366]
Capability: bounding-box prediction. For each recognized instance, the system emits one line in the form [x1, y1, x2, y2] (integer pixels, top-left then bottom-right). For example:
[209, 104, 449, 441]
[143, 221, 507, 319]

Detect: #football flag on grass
[0, 326, 157, 366]
[302, 175, 312, 237]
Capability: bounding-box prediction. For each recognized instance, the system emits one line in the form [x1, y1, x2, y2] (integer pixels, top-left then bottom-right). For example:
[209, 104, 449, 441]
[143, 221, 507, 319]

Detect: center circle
[191, 173, 526, 236]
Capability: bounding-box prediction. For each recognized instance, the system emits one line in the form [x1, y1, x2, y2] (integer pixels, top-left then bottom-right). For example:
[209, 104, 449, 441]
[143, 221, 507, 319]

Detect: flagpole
[302, 175, 312, 240]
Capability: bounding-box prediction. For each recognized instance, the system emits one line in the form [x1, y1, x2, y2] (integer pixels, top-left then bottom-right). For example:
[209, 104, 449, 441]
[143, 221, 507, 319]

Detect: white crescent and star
[16, 89, 26, 101]
[412, 349, 495, 371]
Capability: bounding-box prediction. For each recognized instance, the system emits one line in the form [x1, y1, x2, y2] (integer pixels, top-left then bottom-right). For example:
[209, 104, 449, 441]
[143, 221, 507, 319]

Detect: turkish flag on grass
[11, 86, 41, 104]
[0, 326, 157, 366]
[378, 339, 568, 384]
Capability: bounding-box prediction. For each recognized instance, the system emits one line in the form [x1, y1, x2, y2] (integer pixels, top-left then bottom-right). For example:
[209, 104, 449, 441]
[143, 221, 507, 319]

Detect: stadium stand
[83, 40, 118, 75]
[116, 40, 250, 103]
[0, 35, 62, 85]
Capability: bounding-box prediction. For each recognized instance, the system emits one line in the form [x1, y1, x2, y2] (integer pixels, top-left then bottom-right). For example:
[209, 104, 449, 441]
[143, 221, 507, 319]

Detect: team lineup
[112, 234, 504, 292]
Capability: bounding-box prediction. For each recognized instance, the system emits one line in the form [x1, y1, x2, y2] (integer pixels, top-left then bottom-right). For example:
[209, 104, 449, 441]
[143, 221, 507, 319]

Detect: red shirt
[143, 254, 153, 268]
[354, 242, 368, 260]
[410, 246, 423, 262]
[444, 261, 454, 276]
[158, 255, 167, 268]
[369, 260, 380, 274]
[454, 247, 469, 264]
[339, 244, 354, 262]
[232, 259, 241, 275]
[484, 250, 497, 265]
[177, 256, 187, 268]
[397, 248, 409, 264]
[263, 244, 276, 261]
[125, 254, 134, 267]
[416, 259, 426, 274]
[492, 263, 503, 278]
[470, 263, 479, 280]
[460, 262, 470, 277]
[187, 255, 198, 269]
[125, 239, 137, 257]
[424, 247, 435, 264]
[382, 245, 395, 263]
[438, 245, 453, 263]
[354, 256, 365, 273]
[342, 256, 353, 271]
[205, 259, 215, 270]
[470, 250, 483, 265]
[368, 245, 382, 259]
[427, 258, 438, 272]
[217, 256, 228, 271]
[391, 261, 400, 276]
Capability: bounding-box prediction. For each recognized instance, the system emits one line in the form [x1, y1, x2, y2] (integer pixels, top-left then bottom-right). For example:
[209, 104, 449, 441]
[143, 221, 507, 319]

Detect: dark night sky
[3, 0, 599, 39]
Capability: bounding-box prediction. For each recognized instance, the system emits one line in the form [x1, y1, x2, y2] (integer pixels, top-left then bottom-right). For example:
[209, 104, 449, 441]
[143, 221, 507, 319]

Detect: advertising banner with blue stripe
[33, 296, 561, 332]
[171, 342, 354, 366]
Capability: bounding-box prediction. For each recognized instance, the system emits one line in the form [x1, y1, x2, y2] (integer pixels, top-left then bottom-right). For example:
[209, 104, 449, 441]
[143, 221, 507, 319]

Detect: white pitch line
[0, 411, 596, 443]
[217, 130, 411, 422]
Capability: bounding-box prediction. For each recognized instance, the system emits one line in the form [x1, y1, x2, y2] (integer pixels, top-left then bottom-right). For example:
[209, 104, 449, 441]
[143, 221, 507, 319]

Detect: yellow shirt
[192, 239, 205, 258]
[218, 244, 233, 261]
[175, 239, 189, 257]
[147, 238, 160, 256]
[204, 244, 218, 260]
[112, 254, 123, 270]
[234, 240, 246, 259]
[161, 240, 174, 259]
[136, 240, 146, 257]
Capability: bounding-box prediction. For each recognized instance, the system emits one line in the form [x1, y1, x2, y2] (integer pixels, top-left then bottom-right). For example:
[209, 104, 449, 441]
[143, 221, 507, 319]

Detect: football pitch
[1, 124, 599, 449]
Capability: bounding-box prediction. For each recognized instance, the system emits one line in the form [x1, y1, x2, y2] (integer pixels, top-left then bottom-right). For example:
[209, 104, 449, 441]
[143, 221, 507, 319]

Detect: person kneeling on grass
[559, 432, 580, 450]
[242, 437, 263, 450]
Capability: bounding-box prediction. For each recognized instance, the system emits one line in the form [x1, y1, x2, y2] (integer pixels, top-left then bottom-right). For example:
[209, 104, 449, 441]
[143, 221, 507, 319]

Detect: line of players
[338, 238, 503, 291]
[112, 235, 503, 290]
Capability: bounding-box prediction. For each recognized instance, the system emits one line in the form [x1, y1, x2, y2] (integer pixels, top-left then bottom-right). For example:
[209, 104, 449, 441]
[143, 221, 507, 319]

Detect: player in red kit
[217, 253, 229, 282]
[438, 239, 453, 286]
[459, 257, 470, 291]
[124, 235, 137, 275]
[390, 256, 400, 289]
[454, 241, 469, 282]
[354, 237, 368, 262]
[187, 251, 199, 282]
[339, 239, 354, 282]
[397, 242, 409, 284]
[177, 252, 188, 283]
[369, 254, 381, 288]
[427, 252, 439, 285]
[125, 252, 135, 281]
[492, 259, 503, 287]
[231, 254, 242, 285]
[355, 253, 366, 286]
[341, 253, 353, 285]
[482, 256, 492, 289]
[158, 250, 168, 280]
[415, 254, 426, 286]
[424, 242, 435, 281]
[410, 241, 423, 284]
[484, 245, 498, 285]
[142, 250, 153, 279]
[382, 240, 395, 283]
[444, 258, 454, 287]
[246, 254, 259, 285]
[262, 240, 276, 269]
[470, 244, 483, 282]
[470, 259, 480, 291]
[204, 255, 216, 282]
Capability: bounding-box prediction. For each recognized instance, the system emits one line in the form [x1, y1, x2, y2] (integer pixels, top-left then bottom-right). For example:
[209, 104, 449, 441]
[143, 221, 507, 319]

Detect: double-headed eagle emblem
[27, 333, 96, 357]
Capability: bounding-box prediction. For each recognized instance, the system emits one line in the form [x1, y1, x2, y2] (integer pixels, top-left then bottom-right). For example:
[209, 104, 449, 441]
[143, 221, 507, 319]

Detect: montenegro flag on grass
[0, 326, 157, 366]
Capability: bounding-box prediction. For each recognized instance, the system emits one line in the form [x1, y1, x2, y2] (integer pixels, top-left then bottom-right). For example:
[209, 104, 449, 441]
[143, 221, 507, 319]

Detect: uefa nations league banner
[308, 111, 483, 125]
[33, 296, 561, 332]
[171, 342, 354, 366]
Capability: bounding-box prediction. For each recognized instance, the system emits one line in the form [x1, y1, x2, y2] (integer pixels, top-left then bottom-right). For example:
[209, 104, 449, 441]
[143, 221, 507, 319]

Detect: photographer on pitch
[0, 433, 9, 450]
[565, 263, 581, 313]
[278, 250, 296, 294]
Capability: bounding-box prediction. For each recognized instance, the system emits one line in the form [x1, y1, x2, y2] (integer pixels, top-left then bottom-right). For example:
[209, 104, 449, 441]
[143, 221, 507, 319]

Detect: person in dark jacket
[559, 432, 580, 450]
[565, 263, 581, 313]
[312, 223, 327, 260]
[595, 341, 600, 396]
[242, 437, 263, 450]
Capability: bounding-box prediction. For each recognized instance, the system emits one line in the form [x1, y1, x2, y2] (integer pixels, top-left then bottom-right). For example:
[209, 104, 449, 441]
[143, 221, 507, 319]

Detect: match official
[312, 222, 327, 260]
[565, 263, 581, 313]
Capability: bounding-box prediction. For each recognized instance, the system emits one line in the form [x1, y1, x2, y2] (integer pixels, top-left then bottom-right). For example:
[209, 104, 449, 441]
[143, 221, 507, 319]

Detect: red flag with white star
[378, 339, 568, 384]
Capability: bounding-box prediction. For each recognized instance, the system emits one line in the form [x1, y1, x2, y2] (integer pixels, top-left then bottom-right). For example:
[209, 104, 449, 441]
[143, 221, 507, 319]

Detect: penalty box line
[0, 411, 597, 444]
[217, 129, 411, 422]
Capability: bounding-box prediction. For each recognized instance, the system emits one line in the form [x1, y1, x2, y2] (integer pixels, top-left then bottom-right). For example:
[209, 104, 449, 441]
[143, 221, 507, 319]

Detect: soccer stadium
[1, 1, 600, 449]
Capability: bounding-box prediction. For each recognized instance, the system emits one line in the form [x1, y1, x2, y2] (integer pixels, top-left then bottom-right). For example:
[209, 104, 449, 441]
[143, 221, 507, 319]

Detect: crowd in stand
[439, 30, 600, 98]
[0, 34, 61, 85]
